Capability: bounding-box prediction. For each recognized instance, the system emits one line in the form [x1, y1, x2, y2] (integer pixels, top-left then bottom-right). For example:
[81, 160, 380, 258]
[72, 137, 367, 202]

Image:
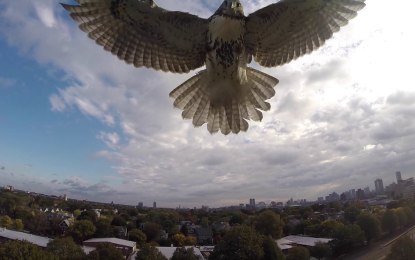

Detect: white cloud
[0, 76, 16, 89]
[1, 0, 415, 207]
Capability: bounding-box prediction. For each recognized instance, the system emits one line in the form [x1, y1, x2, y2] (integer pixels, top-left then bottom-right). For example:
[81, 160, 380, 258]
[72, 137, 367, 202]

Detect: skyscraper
[396, 171, 403, 183]
[249, 198, 256, 209]
[374, 179, 384, 194]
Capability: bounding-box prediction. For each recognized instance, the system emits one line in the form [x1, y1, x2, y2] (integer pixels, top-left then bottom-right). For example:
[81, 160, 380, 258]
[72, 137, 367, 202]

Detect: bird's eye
[237, 3, 241, 7]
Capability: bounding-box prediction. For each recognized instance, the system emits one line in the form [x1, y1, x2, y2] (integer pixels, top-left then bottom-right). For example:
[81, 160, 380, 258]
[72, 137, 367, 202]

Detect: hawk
[63, 0, 365, 135]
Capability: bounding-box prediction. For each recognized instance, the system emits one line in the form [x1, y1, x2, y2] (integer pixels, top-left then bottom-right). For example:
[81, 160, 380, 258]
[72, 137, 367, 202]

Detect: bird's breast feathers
[208, 15, 245, 42]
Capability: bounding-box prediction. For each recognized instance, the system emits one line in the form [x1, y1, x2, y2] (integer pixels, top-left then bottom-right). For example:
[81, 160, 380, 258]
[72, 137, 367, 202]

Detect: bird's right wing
[62, 0, 208, 73]
[245, 0, 366, 67]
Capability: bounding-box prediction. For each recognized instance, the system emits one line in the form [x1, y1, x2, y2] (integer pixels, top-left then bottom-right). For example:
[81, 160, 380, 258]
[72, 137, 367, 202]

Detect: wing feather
[62, 0, 208, 73]
[245, 0, 366, 67]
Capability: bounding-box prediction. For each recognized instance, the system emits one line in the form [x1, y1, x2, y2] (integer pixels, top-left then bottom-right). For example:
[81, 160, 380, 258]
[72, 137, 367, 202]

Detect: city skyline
[1, 0, 415, 207]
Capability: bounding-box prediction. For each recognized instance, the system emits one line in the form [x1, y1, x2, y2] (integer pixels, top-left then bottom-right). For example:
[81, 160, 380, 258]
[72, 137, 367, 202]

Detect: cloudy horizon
[1, 0, 415, 208]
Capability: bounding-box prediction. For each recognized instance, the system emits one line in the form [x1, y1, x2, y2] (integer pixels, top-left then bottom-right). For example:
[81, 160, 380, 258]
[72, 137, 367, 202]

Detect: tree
[78, 210, 98, 224]
[210, 225, 264, 260]
[386, 236, 415, 260]
[286, 246, 310, 260]
[74, 209, 82, 218]
[395, 208, 408, 228]
[94, 219, 115, 238]
[332, 224, 365, 256]
[344, 207, 361, 223]
[403, 207, 415, 225]
[143, 222, 162, 242]
[310, 242, 332, 260]
[47, 237, 85, 260]
[0, 240, 57, 260]
[262, 236, 285, 260]
[14, 219, 24, 231]
[135, 244, 167, 260]
[129, 229, 147, 247]
[382, 210, 399, 234]
[172, 233, 196, 247]
[171, 247, 198, 260]
[0, 215, 13, 228]
[229, 213, 246, 226]
[254, 210, 284, 239]
[356, 213, 381, 243]
[88, 243, 124, 260]
[111, 215, 127, 227]
[72, 220, 96, 242]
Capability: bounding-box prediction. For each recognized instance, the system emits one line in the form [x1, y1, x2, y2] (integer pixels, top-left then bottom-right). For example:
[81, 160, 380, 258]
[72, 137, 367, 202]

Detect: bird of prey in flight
[63, 0, 365, 135]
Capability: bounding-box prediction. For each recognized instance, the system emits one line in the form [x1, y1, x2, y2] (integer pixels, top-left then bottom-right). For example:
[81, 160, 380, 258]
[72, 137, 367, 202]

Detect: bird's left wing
[245, 0, 366, 67]
[62, 0, 208, 73]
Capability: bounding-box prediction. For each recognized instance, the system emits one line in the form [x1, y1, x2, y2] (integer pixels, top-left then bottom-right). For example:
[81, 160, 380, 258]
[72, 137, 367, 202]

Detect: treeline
[1, 189, 415, 259]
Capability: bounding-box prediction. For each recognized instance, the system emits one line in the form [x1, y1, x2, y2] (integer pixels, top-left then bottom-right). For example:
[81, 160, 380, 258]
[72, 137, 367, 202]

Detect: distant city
[3, 171, 414, 211]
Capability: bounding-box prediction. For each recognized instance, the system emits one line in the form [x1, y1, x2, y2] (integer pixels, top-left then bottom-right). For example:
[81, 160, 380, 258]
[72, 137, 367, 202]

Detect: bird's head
[215, 0, 244, 17]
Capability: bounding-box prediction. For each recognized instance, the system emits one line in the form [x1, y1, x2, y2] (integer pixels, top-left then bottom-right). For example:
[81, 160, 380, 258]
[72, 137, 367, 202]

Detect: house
[83, 237, 136, 258]
[113, 226, 128, 239]
[59, 218, 74, 233]
[194, 227, 213, 245]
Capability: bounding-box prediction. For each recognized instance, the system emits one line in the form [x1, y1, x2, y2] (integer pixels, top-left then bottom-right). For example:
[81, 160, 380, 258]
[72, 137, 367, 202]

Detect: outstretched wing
[245, 0, 366, 67]
[62, 0, 208, 73]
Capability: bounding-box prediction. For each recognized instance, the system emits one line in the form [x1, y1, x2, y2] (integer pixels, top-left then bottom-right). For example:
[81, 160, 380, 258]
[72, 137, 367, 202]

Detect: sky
[1, 0, 415, 208]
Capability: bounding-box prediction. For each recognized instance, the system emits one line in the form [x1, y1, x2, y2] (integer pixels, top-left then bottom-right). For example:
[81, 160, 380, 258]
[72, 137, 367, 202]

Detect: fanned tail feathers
[169, 68, 278, 135]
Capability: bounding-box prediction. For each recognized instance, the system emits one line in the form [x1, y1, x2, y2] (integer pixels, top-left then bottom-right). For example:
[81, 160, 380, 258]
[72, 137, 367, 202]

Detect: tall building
[396, 171, 403, 183]
[249, 198, 256, 209]
[374, 179, 384, 194]
[153, 201, 157, 208]
[137, 202, 143, 209]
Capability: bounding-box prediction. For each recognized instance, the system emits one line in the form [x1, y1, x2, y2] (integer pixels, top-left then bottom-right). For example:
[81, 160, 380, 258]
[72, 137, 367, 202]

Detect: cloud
[1, 0, 415, 207]
[0, 77, 16, 89]
[0, 166, 5, 171]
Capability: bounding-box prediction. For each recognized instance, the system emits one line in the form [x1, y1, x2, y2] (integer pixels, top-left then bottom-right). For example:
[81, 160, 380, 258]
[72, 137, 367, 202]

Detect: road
[337, 225, 415, 260]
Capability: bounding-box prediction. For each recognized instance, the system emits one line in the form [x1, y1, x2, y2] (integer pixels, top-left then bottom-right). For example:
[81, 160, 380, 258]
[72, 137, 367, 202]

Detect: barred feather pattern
[62, 0, 207, 73]
[169, 68, 278, 135]
[245, 0, 366, 67]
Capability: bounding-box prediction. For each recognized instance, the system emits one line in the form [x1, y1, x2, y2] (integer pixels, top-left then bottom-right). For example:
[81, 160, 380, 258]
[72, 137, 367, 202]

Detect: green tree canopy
[382, 210, 399, 234]
[344, 207, 361, 223]
[171, 247, 198, 260]
[72, 219, 96, 242]
[286, 246, 310, 260]
[310, 242, 332, 260]
[94, 219, 115, 238]
[135, 244, 167, 260]
[0, 240, 57, 260]
[88, 243, 124, 260]
[262, 235, 285, 260]
[254, 210, 284, 239]
[129, 229, 147, 247]
[0, 215, 13, 228]
[47, 237, 85, 260]
[356, 212, 381, 243]
[143, 222, 162, 242]
[332, 224, 365, 256]
[386, 236, 415, 260]
[14, 219, 24, 231]
[210, 225, 264, 260]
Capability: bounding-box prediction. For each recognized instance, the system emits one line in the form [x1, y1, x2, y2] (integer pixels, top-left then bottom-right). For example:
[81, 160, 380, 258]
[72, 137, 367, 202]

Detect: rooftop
[83, 237, 136, 248]
[0, 228, 51, 248]
[277, 235, 333, 250]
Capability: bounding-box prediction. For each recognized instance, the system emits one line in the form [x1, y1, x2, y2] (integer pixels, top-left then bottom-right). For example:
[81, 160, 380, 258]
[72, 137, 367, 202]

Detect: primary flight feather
[62, 0, 366, 135]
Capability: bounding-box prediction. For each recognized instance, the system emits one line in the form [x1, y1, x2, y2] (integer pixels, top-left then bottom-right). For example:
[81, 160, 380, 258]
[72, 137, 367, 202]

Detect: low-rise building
[83, 237, 136, 258]
[0, 228, 51, 248]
